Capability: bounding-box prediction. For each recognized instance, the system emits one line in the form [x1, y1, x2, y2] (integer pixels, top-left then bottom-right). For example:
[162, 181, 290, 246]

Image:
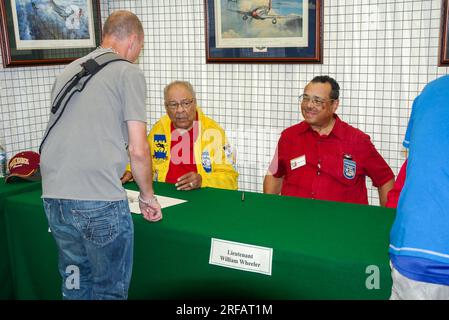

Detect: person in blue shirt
[389, 75, 449, 299]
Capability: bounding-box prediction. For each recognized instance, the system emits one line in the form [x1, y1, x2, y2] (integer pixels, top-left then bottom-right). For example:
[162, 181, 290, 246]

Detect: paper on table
[126, 189, 187, 214]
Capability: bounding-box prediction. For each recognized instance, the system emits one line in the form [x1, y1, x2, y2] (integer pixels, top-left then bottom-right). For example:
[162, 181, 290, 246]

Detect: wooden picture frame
[205, 0, 323, 63]
[0, 0, 101, 67]
[440, 0, 449, 65]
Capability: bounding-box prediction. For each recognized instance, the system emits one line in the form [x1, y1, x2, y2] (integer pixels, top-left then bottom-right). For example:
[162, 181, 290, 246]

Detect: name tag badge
[290, 155, 306, 170]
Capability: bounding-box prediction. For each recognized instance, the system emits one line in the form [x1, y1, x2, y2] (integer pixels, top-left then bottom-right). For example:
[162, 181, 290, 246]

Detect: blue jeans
[43, 198, 134, 300]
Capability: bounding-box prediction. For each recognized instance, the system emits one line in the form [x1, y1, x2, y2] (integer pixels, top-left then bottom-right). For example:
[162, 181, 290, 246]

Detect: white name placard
[209, 238, 273, 276]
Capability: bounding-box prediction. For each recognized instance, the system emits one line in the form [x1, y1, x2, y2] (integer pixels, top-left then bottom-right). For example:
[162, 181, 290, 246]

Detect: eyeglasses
[299, 94, 334, 108]
[165, 98, 195, 110]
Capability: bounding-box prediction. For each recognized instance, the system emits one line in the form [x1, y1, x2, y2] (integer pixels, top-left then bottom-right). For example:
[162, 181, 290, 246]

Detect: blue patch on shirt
[343, 158, 356, 179]
[202, 151, 212, 173]
[153, 134, 167, 160]
[154, 134, 166, 142]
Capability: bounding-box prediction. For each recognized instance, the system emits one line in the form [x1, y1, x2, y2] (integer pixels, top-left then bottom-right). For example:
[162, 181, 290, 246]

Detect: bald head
[164, 81, 197, 102]
[102, 10, 144, 41]
[101, 10, 144, 62]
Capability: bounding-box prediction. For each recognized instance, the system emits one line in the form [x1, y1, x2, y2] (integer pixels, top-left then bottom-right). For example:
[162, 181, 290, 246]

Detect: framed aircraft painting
[440, 0, 449, 65]
[205, 0, 323, 63]
[0, 0, 102, 67]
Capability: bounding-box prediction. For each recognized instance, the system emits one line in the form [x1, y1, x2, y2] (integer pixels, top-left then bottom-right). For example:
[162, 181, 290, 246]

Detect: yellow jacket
[127, 107, 238, 190]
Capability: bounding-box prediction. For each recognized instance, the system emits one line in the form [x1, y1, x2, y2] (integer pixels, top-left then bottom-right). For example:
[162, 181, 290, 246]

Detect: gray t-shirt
[41, 48, 147, 201]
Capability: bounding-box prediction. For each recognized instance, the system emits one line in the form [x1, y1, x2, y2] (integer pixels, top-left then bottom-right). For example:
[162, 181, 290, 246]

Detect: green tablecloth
[0, 180, 41, 299]
[3, 182, 396, 299]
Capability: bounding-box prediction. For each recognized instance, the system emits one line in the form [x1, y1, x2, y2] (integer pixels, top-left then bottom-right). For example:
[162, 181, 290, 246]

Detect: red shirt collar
[297, 114, 345, 139]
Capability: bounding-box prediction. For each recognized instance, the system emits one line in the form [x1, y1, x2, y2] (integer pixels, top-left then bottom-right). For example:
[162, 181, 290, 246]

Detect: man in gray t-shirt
[40, 10, 162, 300]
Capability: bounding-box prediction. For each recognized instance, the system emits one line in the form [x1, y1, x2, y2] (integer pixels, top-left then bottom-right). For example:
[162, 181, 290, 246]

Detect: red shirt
[165, 122, 198, 184]
[269, 115, 394, 205]
[385, 159, 407, 208]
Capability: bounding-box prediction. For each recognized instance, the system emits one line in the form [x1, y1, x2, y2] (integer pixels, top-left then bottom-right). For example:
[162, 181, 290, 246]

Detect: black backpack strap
[51, 52, 127, 114]
[40, 52, 129, 154]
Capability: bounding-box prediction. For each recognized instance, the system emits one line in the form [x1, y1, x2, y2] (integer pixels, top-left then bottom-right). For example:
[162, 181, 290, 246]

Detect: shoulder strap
[40, 52, 129, 154]
[51, 52, 128, 114]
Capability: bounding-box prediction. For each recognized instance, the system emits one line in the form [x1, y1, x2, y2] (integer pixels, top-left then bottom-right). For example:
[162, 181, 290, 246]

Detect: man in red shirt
[264, 76, 394, 206]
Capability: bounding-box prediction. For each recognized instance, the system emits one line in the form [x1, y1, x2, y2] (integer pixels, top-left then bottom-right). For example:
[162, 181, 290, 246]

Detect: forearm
[263, 174, 283, 194]
[129, 143, 154, 198]
[378, 178, 395, 207]
[127, 120, 154, 199]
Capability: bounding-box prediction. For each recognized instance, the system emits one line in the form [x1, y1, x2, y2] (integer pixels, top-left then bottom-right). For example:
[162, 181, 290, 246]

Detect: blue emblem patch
[223, 143, 236, 168]
[343, 158, 356, 180]
[153, 134, 167, 160]
[202, 151, 212, 173]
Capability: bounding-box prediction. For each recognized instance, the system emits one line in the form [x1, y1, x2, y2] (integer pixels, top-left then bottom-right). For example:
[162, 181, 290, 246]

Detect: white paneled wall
[1, 0, 447, 205]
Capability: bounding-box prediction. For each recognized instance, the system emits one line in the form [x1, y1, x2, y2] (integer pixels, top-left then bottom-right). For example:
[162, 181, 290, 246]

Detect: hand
[139, 195, 163, 222]
[121, 171, 133, 184]
[175, 172, 202, 191]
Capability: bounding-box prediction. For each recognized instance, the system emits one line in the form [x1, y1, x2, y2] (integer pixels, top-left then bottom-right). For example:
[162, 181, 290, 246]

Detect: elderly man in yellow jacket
[121, 80, 238, 190]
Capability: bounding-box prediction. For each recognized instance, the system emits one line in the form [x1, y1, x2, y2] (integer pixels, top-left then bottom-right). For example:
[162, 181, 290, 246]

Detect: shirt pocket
[320, 144, 361, 186]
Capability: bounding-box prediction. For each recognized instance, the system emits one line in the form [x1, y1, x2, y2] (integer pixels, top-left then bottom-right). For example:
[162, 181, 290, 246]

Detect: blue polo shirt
[389, 75, 449, 285]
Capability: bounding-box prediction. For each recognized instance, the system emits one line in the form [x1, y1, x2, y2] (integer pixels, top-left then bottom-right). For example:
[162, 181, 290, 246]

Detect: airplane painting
[11, 0, 96, 49]
[227, 0, 301, 24]
[215, 0, 308, 48]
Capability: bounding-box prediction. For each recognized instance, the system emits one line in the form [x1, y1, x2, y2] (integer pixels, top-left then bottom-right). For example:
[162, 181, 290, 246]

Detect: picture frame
[0, 0, 101, 67]
[440, 0, 449, 65]
[204, 0, 323, 63]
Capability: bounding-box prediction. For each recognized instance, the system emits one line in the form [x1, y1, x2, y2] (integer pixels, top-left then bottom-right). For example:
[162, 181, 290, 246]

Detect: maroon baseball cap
[5, 151, 41, 183]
